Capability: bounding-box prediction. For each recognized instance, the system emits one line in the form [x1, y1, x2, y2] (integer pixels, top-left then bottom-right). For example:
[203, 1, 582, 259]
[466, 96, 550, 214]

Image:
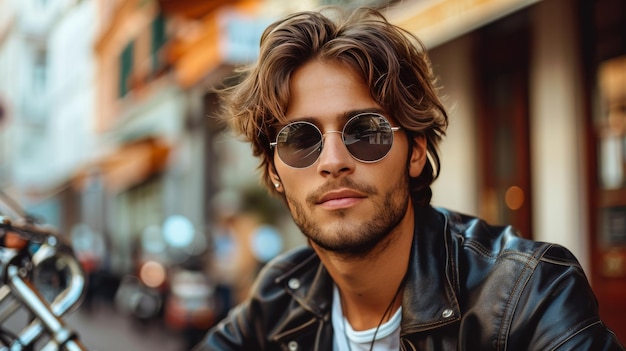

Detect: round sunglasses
[270, 113, 402, 168]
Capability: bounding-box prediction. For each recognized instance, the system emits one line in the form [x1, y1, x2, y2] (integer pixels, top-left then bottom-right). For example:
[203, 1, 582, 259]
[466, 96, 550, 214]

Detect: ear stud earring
[274, 183, 280, 188]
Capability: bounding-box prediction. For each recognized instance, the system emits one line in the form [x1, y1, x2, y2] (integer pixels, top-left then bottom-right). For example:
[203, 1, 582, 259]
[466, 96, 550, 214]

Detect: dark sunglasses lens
[344, 114, 394, 162]
[276, 122, 322, 168]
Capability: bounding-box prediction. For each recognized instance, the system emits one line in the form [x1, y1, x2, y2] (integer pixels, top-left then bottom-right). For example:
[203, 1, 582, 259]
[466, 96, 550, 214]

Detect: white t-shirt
[332, 285, 402, 351]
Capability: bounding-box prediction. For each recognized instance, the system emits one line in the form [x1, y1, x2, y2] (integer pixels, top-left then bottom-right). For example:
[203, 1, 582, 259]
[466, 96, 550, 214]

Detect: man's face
[269, 59, 427, 256]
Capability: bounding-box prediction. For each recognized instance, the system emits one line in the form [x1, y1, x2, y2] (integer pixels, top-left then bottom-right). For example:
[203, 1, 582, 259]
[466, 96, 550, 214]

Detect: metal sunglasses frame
[269, 112, 402, 169]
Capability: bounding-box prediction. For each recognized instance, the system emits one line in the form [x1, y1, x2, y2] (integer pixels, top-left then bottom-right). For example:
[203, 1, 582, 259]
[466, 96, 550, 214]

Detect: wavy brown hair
[219, 7, 448, 207]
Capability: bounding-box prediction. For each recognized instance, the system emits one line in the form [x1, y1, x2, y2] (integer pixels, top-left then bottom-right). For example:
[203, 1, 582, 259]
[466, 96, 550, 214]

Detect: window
[33, 50, 47, 94]
[151, 14, 166, 75]
[119, 41, 134, 97]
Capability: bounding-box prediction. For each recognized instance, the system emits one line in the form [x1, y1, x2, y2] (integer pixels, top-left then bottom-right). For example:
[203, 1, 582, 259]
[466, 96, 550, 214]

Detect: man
[195, 7, 624, 351]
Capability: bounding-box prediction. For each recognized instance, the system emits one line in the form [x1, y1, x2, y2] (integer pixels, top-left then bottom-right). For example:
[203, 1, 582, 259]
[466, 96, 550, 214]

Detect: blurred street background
[0, 0, 625, 349]
[67, 305, 185, 351]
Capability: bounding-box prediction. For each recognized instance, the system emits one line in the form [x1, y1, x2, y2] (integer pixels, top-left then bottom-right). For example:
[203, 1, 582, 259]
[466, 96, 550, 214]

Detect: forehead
[284, 59, 382, 125]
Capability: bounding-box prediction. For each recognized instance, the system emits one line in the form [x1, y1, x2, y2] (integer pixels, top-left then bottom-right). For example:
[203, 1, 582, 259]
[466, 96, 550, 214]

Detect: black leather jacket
[195, 207, 624, 350]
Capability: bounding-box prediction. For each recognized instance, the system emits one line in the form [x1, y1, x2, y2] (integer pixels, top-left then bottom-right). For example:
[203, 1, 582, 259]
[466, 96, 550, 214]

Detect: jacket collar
[400, 206, 461, 333]
[274, 206, 461, 333]
[274, 249, 334, 319]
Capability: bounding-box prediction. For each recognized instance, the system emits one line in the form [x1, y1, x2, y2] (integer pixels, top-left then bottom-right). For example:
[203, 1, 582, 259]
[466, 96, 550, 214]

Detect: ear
[268, 163, 283, 192]
[408, 135, 427, 178]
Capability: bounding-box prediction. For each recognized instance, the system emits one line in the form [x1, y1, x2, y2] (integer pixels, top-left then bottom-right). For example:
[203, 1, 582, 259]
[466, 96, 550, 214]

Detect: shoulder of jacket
[433, 207, 577, 265]
[537, 242, 583, 268]
[433, 207, 513, 245]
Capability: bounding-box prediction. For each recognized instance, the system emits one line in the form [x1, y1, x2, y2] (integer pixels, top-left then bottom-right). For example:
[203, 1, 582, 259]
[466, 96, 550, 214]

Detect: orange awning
[160, 0, 261, 88]
[73, 137, 171, 193]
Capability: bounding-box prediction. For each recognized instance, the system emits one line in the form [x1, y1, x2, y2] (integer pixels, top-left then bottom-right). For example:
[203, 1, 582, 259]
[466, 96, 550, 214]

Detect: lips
[317, 189, 366, 205]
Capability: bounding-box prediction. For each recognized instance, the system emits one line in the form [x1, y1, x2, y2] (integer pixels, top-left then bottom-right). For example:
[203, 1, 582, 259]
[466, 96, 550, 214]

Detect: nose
[316, 131, 355, 177]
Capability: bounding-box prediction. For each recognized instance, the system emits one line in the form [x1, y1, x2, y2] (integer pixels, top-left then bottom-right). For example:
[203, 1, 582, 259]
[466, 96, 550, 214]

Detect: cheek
[280, 173, 313, 211]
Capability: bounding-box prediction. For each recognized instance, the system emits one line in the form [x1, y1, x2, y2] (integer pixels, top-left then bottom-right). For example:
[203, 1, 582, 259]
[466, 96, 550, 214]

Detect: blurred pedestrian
[210, 190, 282, 307]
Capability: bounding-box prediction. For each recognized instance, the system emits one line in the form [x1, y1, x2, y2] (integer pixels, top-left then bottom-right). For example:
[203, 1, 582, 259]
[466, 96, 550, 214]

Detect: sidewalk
[67, 305, 188, 351]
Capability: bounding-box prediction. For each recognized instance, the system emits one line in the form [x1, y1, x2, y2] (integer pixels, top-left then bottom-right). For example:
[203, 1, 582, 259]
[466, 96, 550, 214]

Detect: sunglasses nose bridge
[317, 130, 353, 164]
[322, 130, 343, 137]
[320, 130, 344, 150]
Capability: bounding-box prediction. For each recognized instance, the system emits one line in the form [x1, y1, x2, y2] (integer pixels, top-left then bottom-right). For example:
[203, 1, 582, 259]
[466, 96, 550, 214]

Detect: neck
[314, 203, 414, 330]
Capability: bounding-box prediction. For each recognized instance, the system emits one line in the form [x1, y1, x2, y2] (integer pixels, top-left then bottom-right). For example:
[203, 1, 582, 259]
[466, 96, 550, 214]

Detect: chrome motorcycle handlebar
[0, 215, 88, 350]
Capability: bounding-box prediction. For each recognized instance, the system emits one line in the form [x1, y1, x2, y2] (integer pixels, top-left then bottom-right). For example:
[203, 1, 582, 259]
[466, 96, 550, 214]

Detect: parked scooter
[0, 190, 87, 350]
[113, 258, 168, 326]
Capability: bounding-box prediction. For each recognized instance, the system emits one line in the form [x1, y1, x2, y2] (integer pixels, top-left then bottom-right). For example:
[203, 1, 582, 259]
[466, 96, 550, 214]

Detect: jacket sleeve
[509, 244, 624, 350]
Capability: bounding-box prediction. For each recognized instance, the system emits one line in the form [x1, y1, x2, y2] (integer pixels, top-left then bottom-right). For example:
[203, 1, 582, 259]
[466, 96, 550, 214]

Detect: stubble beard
[285, 172, 411, 257]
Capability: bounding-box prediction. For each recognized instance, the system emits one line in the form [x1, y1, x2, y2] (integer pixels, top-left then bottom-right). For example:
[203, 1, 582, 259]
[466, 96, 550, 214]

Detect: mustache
[305, 178, 378, 205]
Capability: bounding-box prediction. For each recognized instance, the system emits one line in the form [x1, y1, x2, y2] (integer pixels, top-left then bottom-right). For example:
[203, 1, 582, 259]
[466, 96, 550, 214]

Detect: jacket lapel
[401, 207, 461, 334]
[271, 251, 334, 348]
